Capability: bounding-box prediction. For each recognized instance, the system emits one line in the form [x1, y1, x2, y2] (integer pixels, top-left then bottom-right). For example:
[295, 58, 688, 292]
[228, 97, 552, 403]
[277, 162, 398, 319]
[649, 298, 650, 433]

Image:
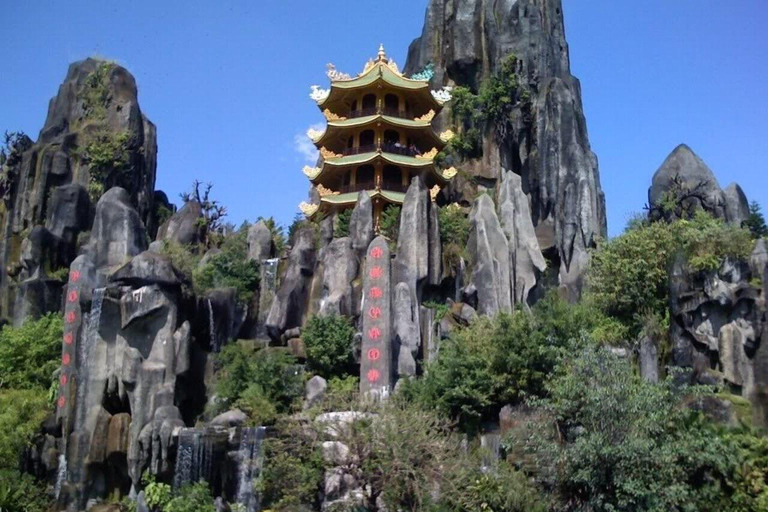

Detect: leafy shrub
[0, 390, 50, 470]
[143, 473, 172, 509]
[403, 293, 624, 433]
[516, 347, 739, 512]
[0, 313, 63, 390]
[302, 314, 355, 379]
[210, 342, 303, 425]
[0, 470, 49, 512]
[334, 209, 352, 238]
[81, 130, 130, 201]
[164, 482, 215, 512]
[81, 62, 114, 120]
[193, 227, 259, 303]
[589, 212, 754, 335]
[442, 461, 548, 512]
[158, 240, 201, 283]
[438, 203, 470, 270]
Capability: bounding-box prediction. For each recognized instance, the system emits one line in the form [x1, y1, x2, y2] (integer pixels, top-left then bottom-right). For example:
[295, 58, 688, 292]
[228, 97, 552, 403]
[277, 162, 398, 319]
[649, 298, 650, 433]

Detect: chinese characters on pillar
[360, 237, 392, 399]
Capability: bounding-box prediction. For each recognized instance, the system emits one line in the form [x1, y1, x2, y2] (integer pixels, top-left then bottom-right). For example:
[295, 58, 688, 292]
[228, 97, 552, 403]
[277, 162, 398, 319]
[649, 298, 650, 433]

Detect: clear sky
[2, 0, 766, 236]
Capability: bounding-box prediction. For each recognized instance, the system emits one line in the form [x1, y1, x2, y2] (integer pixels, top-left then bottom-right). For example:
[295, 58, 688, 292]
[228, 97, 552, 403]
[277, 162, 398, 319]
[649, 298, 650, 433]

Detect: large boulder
[394, 282, 420, 378]
[319, 237, 359, 318]
[156, 200, 203, 245]
[497, 170, 546, 305]
[265, 226, 317, 340]
[467, 194, 512, 316]
[247, 220, 274, 262]
[723, 183, 750, 226]
[109, 251, 181, 288]
[87, 187, 148, 271]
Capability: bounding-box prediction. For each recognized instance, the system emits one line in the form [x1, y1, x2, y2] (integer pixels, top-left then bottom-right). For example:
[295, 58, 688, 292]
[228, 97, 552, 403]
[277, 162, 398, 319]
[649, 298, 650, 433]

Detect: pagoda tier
[300, 45, 454, 225]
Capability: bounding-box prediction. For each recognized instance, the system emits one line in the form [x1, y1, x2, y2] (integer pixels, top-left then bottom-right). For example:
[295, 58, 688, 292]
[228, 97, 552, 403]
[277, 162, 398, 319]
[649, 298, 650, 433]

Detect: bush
[158, 240, 201, 283]
[0, 389, 50, 470]
[403, 293, 624, 433]
[210, 342, 303, 425]
[302, 314, 355, 379]
[589, 212, 754, 335]
[0, 470, 49, 512]
[193, 226, 259, 303]
[438, 203, 470, 270]
[0, 313, 63, 391]
[517, 347, 741, 512]
[442, 461, 548, 512]
[164, 482, 215, 512]
[81, 62, 114, 120]
[81, 130, 131, 201]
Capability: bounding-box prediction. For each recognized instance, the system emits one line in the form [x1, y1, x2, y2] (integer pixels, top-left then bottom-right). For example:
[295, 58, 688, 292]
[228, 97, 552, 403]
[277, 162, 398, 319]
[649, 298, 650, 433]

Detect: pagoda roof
[312, 114, 445, 148]
[320, 189, 406, 206]
[322, 151, 435, 170]
[311, 45, 451, 111]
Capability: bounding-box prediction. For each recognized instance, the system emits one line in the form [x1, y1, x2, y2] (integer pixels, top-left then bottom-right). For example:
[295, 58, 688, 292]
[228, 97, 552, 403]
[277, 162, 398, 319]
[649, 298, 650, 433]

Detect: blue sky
[2, 0, 766, 236]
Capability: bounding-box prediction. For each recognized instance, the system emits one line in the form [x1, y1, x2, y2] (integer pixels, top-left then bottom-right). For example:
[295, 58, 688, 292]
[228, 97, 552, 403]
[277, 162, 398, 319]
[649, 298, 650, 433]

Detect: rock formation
[246, 220, 274, 262]
[404, 0, 607, 300]
[648, 144, 750, 224]
[0, 58, 158, 323]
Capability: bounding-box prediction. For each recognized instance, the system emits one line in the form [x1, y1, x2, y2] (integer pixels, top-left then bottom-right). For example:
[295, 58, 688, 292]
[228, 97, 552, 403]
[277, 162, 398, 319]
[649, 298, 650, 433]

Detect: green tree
[745, 200, 768, 238]
[0, 390, 50, 469]
[334, 209, 352, 238]
[518, 347, 739, 512]
[210, 341, 303, 425]
[302, 314, 356, 379]
[193, 226, 259, 303]
[0, 313, 63, 390]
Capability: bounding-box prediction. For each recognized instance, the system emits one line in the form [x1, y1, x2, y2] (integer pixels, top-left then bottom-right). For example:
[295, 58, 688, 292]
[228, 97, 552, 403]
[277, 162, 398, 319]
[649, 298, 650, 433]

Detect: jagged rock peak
[649, 144, 749, 224]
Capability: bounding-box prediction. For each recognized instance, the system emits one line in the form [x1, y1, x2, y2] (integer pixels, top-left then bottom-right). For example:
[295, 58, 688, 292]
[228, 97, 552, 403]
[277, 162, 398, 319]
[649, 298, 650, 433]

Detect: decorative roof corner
[323, 109, 346, 121]
[307, 127, 325, 142]
[430, 185, 440, 202]
[415, 147, 439, 161]
[302, 165, 321, 179]
[411, 63, 435, 82]
[310, 85, 330, 103]
[299, 201, 319, 217]
[442, 166, 458, 179]
[415, 109, 436, 122]
[439, 129, 455, 143]
[326, 63, 351, 82]
[317, 184, 340, 197]
[431, 86, 453, 104]
[320, 147, 342, 160]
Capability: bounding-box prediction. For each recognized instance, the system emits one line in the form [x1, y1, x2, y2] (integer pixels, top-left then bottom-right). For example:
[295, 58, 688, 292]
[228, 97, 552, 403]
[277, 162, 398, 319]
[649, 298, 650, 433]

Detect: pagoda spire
[377, 44, 387, 62]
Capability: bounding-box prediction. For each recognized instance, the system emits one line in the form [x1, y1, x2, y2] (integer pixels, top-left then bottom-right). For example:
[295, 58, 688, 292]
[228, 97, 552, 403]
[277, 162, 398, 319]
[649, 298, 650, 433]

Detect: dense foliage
[141, 474, 215, 512]
[334, 209, 352, 238]
[588, 212, 754, 335]
[0, 313, 63, 390]
[0, 470, 49, 512]
[193, 225, 259, 303]
[438, 203, 470, 270]
[746, 200, 768, 238]
[379, 204, 401, 246]
[403, 294, 626, 433]
[81, 130, 131, 201]
[508, 347, 768, 512]
[302, 314, 356, 379]
[209, 341, 303, 425]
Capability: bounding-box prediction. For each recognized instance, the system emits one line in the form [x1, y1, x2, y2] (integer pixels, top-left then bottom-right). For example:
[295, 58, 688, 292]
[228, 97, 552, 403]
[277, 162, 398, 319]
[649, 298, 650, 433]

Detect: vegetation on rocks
[302, 314, 356, 379]
[209, 341, 303, 426]
[81, 130, 131, 201]
[588, 211, 754, 335]
[334, 209, 352, 238]
[193, 224, 259, 303]
[438, 203, 469, 269]
[379, 204, 401, 245]
[746, 200, 768, 238]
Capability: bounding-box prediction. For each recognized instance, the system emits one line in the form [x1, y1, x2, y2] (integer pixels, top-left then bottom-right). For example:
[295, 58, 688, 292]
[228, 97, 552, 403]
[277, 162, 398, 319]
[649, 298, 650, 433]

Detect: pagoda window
[357, 165, 375, 189]
[383, 130, 400, 145]
[359, 129, 375, 150]
[382, 165, 402, 191]
[362, 93, 377, 113]
[347, 136, 354, 149]
[384, 94, 400, 115]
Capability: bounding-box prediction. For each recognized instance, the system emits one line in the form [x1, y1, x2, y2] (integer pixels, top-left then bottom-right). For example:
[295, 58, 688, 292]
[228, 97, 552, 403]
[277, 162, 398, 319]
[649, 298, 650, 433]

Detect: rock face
[669, 254, 767, 426]
[54, 194, 199, 508]
[246, 220, 274, 262]
[319, 237, 359, 318]
[648, 144, 749, 224]
[497, 170, 546, 305]
[265, 226, 317, 340]
[349, 192, 374, 257]
[0, 58, 157, 322]
[157, 200, 203, 246]
[467, 194, 512, 316]
[404, 0, 606, 300]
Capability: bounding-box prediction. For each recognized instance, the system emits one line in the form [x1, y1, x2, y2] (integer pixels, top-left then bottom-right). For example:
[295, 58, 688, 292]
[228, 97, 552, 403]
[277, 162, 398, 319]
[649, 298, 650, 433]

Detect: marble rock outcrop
[0, 58, 157, 323]
[669, 252, 768, 426]
[648, 144, 750, 224]
[404, 0, 607, 300]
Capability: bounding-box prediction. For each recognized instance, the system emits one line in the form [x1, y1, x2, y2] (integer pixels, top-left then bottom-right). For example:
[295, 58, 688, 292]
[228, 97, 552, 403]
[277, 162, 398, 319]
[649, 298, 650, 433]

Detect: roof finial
[378, 44, 387, 61]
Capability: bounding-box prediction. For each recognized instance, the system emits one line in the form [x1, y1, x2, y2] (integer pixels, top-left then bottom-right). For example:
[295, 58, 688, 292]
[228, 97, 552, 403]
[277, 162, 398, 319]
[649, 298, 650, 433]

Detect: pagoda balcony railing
[335, 181, 409, 195]
[347, 107, 414, 120]
[341, 143, 421, 158]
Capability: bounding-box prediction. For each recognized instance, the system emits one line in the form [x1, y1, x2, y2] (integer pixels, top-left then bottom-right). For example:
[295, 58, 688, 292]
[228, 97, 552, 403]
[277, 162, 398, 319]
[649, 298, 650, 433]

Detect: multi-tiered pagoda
[299, 45, 455, 229]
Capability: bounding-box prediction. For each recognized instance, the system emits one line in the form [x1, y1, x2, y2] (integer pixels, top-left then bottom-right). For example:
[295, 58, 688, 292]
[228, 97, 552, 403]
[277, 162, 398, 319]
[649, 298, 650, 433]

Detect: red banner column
[360, 236, 393, 399]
